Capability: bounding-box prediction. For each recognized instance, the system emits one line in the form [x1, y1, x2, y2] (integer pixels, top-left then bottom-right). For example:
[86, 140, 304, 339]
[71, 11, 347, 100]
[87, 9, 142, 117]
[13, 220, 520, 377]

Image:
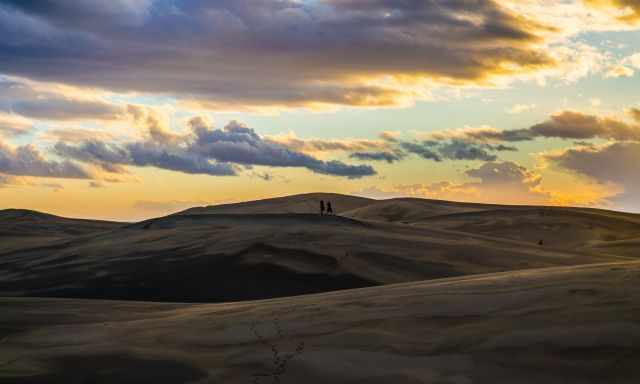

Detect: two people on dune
[320, 200, 333, 216]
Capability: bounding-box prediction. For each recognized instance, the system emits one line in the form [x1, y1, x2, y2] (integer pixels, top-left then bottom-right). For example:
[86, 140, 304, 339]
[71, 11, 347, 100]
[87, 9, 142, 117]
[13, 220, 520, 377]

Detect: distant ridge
[179, 192, 373, 215]
[0, 208, 122, 237]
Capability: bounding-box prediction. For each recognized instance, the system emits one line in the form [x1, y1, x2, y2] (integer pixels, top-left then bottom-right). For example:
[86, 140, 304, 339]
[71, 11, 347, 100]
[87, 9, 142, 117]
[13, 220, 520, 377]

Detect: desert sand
[1, 193, 637, 302]
[1, 261, 639, 383]
[1, 193, 639, 383]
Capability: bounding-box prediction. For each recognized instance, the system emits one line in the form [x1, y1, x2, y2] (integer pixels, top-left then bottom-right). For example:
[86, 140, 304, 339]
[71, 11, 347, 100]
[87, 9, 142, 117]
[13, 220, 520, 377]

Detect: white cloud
[507, 104, 536, 114]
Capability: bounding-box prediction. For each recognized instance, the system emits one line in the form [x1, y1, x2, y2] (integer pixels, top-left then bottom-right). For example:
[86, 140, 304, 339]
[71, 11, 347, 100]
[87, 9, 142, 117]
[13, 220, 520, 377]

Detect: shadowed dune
[1, 194, 638, 302]
[0, 209, 122, 237]
[342, 199, 640, 256]
[0, 209, 123, 255]
[1, 261, 639, 383]
[0, 212, 624, 303]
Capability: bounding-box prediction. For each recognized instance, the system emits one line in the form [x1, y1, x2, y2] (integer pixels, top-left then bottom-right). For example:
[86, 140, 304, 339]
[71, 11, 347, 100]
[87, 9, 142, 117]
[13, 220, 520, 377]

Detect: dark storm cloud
[0, 0, 555, 108]
[0, 140, 89, 178]
[55, 119, 376, 178]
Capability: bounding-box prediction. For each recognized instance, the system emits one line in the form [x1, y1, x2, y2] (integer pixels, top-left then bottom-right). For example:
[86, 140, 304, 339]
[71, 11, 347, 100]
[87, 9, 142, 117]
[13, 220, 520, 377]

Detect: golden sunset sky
[0, 0, 639, 220]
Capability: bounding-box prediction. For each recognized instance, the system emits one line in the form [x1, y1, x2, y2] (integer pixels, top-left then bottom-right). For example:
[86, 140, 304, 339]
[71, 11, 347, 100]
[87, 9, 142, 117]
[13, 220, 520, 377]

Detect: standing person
[327, 201, 333, 215]
[320, 200, 325, 215]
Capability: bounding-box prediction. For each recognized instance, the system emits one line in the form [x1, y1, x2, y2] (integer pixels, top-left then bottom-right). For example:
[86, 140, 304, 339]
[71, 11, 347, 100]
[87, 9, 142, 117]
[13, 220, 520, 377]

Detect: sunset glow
[1, 0, 639, 220]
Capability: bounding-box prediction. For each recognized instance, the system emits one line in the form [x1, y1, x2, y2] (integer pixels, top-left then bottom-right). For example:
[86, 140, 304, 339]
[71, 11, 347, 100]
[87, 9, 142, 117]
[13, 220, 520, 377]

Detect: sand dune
[342, 199, 640, 255]
[0, 211, 624, 302]
[0, 209, 122, 255]
[180, 193, 372, 215]
[1, 194, 638, 303]
[183, 193, 640, 258]
[1, 193, 638, 382]
[1, 261, 639, 383]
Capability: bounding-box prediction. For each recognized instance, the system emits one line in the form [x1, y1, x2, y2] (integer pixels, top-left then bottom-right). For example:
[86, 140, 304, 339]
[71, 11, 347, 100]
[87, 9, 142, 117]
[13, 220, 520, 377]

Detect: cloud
[543, 141, 640, 211]
[88, 181, 104, 188]
[627, 107, 640, 122]
[55, 140, 238, 176]
[267, 132, 388, 153]
[627, 52, 640, 68]
[356, 161, 549, 205]
[0, 173, 13, 187]
[42, 128, 116, 143]
[584, 0, 640, 23]
[0, 0, 154, 28]
[426, 109, 640, 143]
[12, 98, 123, 121]
[604, 64, 635, 78]
[0, 77, 126, 121]
[466, 161, 541, 187]
[350, 151, 405, 163]
[342, 135, 520, 167]
[190, 120, 375, 177]
[528, 110, 640, 140]
[55, 119, 377, 178]
[399, 141, 442, 162]
[439, 161, 548, 204]
[426, 126, 534, 143]
[379, 131, 401, 142]
[397, 139, 514, 162]
[0, 112, 32, 136]
[0, 139, 89, 178]
[507, 104, 536, 114]
[0, 0, 567, 110]
[437, 141, 498, 161]
[40, 182, 63, 191]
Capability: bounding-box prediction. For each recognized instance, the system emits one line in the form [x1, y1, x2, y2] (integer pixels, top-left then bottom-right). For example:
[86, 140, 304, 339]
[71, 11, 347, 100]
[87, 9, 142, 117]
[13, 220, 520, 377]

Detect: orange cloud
[584, 0, 640, 23]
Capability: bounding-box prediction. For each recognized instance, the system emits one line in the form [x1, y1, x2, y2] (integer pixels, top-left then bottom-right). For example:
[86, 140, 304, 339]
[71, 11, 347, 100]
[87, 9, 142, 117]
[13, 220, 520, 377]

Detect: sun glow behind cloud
[0, 0, 639, 219]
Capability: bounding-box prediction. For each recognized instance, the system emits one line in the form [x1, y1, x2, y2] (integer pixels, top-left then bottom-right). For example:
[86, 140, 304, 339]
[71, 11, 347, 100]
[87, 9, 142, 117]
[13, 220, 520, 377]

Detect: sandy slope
[1, 193, 638, 302]
[1, 261, 639, 383]
[341, 199, 640, 257]
[182, 193, 640, 258]
[0, 209, 122, 254]
[0, 212, 622, 302]
[180, 193, 373, 215]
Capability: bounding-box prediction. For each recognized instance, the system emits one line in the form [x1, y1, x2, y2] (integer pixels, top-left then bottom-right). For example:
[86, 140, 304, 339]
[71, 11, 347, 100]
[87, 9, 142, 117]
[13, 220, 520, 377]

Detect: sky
[0, 0, 639, 221]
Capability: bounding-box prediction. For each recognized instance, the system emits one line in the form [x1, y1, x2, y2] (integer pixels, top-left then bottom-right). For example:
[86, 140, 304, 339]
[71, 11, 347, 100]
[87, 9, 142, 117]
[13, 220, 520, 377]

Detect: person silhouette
[320, 200, 325, 215]
[327, 201, 333, 215]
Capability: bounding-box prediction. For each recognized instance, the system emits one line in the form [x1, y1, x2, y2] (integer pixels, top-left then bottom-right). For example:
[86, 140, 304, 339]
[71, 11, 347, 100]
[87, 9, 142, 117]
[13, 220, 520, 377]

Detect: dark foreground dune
[1, 193, 639, 303]
[0, 212, 628, 303]
[1, 261, 639, 383]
